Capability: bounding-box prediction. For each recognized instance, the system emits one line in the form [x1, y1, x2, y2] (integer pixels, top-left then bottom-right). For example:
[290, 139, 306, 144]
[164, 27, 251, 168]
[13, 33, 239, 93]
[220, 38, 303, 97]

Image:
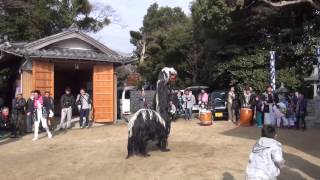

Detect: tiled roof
[2, 46, 133, 64]
[0, 29, 137, 65]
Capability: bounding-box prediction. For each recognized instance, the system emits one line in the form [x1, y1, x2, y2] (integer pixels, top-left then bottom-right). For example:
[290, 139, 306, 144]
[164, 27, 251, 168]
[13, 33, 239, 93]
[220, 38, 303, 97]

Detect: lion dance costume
[127, 67, 177, 158]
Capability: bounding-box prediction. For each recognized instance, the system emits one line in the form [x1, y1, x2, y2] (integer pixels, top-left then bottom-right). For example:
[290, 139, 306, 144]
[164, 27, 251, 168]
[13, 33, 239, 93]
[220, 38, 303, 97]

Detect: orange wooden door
[32, 60, 54, 97]
[93, 64, 114, 122]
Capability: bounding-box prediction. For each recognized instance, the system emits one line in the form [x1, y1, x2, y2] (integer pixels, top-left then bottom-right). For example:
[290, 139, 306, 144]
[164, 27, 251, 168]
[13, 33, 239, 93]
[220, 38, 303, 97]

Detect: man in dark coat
[296, 93, 307, 130]
[44, 91, 54, 130]
[11, 93, 26, 137]
[26, 91, 35, 133]
[59, 88, 74, 130]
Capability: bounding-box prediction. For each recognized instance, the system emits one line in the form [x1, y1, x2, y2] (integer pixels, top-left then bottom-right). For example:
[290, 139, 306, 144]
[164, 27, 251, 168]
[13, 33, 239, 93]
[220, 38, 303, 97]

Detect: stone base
[305, 98, 320, 128]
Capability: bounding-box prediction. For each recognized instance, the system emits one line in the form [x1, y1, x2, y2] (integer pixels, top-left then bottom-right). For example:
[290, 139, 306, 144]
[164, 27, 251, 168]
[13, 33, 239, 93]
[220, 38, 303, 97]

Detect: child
[0, 107, 10, 138]
[169, 101, 177, 121]
[246, 125, 285, 180]
[273, 103, 289, 128]
[286, 101, 296, 128]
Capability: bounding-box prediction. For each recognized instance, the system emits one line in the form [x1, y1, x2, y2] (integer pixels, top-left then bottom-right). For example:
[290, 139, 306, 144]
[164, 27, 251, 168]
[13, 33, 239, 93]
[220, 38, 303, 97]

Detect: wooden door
[93, 64, 114, 122]
[32, 60, 54, 97]
[22, 70, 33, 98]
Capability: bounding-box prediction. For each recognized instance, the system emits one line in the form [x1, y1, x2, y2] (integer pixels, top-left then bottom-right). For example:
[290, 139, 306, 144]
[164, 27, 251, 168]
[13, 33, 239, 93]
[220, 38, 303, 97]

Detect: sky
[88, 0, 193, 54]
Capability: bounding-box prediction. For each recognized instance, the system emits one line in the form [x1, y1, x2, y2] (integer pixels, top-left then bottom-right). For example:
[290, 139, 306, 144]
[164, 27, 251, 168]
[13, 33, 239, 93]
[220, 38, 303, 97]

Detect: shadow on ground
[222, 172, 235, 180]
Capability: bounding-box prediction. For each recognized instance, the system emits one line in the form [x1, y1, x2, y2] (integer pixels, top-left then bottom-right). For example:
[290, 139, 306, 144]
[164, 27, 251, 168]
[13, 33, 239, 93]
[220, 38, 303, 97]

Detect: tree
[130, 3, 192, 87]
[0, 0, 112, 41]
[131, 0, 320, 94]
[260, 0, 320, 9]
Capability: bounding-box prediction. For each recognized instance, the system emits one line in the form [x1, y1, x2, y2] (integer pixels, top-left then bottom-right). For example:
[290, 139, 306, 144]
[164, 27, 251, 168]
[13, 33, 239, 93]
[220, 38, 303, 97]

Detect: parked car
[118, 86, 135, 117]
[210, 90, 228, 120]
[185, 86, 210, 112]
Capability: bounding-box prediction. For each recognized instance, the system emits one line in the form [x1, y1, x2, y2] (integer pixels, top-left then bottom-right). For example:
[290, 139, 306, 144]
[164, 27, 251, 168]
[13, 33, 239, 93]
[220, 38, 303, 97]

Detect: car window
[211, 92, 226, 102]
[125, 91, 130, 99]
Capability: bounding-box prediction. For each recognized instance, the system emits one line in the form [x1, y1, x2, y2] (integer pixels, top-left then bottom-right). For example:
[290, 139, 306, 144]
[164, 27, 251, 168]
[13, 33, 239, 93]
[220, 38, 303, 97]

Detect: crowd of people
[0, 88, 92, 140]
[169, 89, 208, 121]
[166, 84, 308, 131]
[227, 85, 308, 130]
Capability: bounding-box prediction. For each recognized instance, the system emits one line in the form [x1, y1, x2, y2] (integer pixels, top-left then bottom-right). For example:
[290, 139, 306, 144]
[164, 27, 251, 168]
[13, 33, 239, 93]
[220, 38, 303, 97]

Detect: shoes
[10, 135, 17, 138]
[85, 125, 89, 128]
[48, 133, 53, 139]
[32, 137, 38, 141]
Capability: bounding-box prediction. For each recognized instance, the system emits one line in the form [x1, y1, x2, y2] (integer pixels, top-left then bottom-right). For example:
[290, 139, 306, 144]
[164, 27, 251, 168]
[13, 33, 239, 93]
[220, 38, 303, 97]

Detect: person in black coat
[232, 93, 240, 125]
[59, 88, 74, 130]
[296, 93, 307, 130]
[11, 93, 26, 137]
[44, 91, 54, 130]
[26, 91, 35, 133]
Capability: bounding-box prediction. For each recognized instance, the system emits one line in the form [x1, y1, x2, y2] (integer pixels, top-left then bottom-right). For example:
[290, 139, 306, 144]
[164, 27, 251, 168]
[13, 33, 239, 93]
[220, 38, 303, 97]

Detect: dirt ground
[0, 119, 319, 180]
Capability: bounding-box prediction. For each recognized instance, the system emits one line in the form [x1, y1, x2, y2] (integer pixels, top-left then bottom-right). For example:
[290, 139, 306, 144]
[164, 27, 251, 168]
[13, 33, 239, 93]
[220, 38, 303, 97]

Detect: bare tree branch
[261, 0, 320, 9]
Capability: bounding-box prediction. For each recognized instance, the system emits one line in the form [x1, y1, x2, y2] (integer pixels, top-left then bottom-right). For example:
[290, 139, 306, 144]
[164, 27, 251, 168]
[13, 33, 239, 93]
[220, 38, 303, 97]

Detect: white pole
[270, 51, 276, 90]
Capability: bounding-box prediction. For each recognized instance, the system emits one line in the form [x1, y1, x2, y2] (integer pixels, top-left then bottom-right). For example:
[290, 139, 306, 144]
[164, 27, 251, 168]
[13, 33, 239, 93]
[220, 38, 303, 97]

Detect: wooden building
[0, 28, 135, 123]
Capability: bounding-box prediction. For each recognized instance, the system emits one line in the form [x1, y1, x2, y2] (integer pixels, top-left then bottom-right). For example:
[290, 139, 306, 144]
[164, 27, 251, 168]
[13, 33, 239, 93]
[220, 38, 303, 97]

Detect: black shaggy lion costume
[127, 67, 177, 158]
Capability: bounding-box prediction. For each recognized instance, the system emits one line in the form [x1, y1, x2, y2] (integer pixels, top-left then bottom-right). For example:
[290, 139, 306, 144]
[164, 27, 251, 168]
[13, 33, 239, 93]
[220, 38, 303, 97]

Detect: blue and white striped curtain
[270, 51, 276, 90]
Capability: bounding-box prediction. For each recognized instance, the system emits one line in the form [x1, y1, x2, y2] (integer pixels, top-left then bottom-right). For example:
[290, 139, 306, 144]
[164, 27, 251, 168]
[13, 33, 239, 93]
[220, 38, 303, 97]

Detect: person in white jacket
[246, 125, 285, 180]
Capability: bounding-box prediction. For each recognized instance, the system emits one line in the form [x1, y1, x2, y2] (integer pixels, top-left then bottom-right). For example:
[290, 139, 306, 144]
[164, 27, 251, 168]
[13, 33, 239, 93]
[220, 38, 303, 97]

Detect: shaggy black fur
[127, 67, 176, 158]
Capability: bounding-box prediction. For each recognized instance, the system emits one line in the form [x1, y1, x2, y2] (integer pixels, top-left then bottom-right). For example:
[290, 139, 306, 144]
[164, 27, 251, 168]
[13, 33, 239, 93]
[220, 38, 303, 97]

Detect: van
[118, 86, 135, 117]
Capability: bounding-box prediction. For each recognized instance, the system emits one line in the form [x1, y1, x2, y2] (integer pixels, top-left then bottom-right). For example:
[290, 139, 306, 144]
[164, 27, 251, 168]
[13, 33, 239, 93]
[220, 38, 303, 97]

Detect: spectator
[189, 90, 196, 118]
[254, 95, 264, 128]
[198, 89, 209, 107]
[296, 93, 307, 130]
[139, 88, 148, 108]
[183, 90, 192, 120]
[232, 93, 240, 125]
[227, 87, 236, 122]
[0, 107, 10, 138]
[44, 91, 54, 131]
[26, 91, 35, 133]
[11, 93, 26, 138]
[76, 88, 92, 129]
[263, 85, 278, 125]
[246, 125, 285, 180]
[59, 88, 74, 130]
[32, 90, 52, 141]
[273, 104, 288, 128]
[177, 91, 184, 115]
[241, 87, 254, 109]
[168, 101, 177, 121]
[286, 100, 296, 128]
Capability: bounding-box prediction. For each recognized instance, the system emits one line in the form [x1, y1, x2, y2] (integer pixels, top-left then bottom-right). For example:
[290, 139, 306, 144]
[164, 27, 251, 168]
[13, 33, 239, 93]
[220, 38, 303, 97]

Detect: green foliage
[130, 1, 320, 93]
[191, 0, 232, 32]
[0, 0, 111, 41]
[217, 50, 269, 92]
[130, 3, 192, 88]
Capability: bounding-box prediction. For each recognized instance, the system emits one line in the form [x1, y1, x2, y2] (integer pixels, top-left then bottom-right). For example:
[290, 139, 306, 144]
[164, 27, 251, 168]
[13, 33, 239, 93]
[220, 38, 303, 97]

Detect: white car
[120, 86, 135, 116]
